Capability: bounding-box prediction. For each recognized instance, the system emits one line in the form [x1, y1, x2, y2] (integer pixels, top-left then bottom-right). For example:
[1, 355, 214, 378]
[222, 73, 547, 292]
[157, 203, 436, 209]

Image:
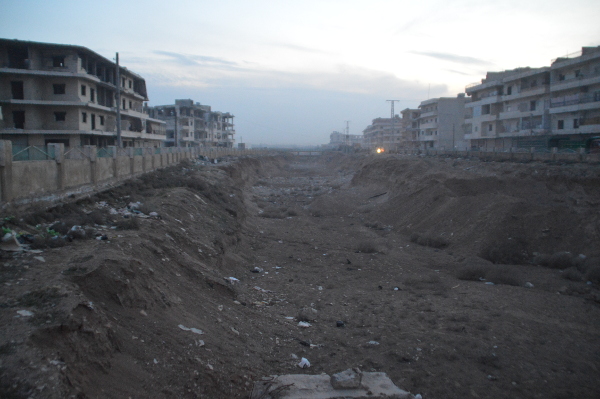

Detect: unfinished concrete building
[399, 108, 420, 149]
[328, 130, 363, 148]
[417, 94, 468, 150]
[465, 46, 600, 150]
[148, 99, 235, 147]
[0, 39, 166, 148]
[362, 116, 402, 151]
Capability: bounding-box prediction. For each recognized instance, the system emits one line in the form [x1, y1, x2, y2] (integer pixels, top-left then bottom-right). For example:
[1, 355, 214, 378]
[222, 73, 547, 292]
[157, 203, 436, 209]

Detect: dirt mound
[1, 153, 599, 399]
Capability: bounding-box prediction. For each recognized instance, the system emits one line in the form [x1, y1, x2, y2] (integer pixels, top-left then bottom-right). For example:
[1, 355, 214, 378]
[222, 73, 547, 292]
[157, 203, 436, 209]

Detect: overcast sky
[1, 0, 599, 146]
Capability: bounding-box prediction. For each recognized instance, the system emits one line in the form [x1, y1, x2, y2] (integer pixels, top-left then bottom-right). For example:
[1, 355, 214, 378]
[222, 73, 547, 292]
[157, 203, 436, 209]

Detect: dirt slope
[1, 153, 599, 399]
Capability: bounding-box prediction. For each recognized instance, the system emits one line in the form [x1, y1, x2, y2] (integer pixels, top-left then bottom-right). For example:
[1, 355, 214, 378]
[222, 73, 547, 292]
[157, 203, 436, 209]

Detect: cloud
[153, 50, 238, 67]
[411, 51, 492, 66]
[269, 42, 333, 55]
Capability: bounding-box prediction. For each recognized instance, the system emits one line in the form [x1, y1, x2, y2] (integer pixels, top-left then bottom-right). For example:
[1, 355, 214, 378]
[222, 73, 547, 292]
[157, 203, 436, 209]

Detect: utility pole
[345, 120, 350, 147]
[387, 100, 399, 151]
[115, 52, 122, 148]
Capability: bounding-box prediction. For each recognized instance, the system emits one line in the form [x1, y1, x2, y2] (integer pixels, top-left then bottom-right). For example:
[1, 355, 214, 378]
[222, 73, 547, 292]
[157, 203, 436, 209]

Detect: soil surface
[1, 153, 599, 399]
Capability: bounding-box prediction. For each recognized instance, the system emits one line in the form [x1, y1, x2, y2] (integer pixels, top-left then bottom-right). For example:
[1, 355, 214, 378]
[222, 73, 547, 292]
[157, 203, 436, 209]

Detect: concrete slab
[251, 371, 414, 399]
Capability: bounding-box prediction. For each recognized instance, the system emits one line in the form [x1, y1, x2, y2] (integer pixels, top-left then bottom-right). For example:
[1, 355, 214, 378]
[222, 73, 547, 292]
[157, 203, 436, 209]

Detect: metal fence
[12, 145, 55, 161]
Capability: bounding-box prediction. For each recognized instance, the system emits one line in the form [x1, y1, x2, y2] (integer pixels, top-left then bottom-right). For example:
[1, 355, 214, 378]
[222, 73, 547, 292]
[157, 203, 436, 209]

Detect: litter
[367, 341, 380, 345]
[17, 310, 34, 317]
[298, 321, 311, 328]
[178, 324, 204, 335]
[225, 277, 240, 284]
[298, 357, 311, 368]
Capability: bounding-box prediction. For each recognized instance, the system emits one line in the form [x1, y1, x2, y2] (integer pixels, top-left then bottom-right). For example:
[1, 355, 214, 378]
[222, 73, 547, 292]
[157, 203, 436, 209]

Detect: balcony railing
[550, 93, 600, 108]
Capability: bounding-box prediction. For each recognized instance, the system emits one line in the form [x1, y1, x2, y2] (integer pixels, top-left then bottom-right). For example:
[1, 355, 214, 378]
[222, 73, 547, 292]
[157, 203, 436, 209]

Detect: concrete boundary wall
[0, 141, 265, 206]
[395, 147, 600, 163]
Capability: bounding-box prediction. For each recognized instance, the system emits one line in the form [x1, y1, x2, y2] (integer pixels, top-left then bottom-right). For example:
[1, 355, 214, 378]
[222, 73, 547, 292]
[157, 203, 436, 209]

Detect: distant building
[147, 99, 235, 147]
[0, 39, 166, 148]
[328, 130, 362, 148]
[400, 108, 420, 149]
[465, 45, 600, 150]
[417, 94, 468, 150]
[362, 116, 402, 150]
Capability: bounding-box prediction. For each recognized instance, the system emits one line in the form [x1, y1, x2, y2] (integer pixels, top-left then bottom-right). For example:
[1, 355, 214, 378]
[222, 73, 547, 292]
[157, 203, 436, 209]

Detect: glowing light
[376, 148, 384, 154]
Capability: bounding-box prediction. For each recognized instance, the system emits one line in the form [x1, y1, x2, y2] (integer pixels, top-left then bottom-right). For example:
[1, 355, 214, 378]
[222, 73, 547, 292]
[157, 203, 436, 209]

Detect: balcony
[549, 93, 600, 113]
[551, 73, 600, 92]
[501, 84, 549, 101]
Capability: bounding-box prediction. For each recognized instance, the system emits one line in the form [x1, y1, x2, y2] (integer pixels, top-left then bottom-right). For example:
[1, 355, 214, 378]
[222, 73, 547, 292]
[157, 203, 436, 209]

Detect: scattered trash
[285, 316, 295, 320]
[231, 327, 240, 335]
[487, 375, 497, 381]
[96, 235, 108, 241]
[217, 305, 223, 311]
[367, 341, 380, 345]
[298, 357, 311, 368]
[225, 277, 239, 284]
[415, 394, 423, 399]
[140, 310, 148, 316]
[178, 324, 204, 335]
[17, 310, 34, 317]
[393, 286, 400, 291]
[298, 321, 311, 328]
[524, 282, 534, 288]
[336, 320, 345, 328]
[153, 359, 158, 364]
[485, 282, 495, 285]
[1, 233, 22, 252]
[291, 353, 298, 359]
[251, 267, 264, 273]
[33, 256, 45, 263]
[318, 286, 323, 291]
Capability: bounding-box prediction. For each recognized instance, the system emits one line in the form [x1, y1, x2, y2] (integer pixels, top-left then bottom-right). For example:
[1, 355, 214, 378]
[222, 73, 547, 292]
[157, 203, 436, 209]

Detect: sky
[1, 0, 599, 146]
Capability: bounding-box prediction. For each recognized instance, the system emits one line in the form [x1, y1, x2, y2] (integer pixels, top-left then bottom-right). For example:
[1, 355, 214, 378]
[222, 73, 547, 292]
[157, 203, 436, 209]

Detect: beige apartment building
[148, 99, 235, 147]
[362, 116, 402, 150]
[328, 131, 363, 148]
[0, 39, 166, 149]
[465, 46, 600, 150]
[417, 94, 468, 150]
[400, 108, 420, 149]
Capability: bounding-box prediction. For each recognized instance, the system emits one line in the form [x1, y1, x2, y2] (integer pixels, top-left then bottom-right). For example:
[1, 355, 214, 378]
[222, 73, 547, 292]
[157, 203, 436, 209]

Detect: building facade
[0, 39, 166, 148]
[399, 108, 420, 149]
[148, 99, 235, 147]
[417, 94, 468, 150]
[465, 46, 600, 150]
[362, 116, 402, 150]
[328, 130, 362, 148]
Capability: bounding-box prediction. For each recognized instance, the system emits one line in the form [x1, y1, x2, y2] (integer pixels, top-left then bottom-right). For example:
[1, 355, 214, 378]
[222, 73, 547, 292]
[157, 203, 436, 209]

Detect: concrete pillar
[127, 147, 134, 175]
[108, 146, 118, 178]
[83, 145, 97, 184]
[0, 140, 13, 202]
[49, 143, 66, 190]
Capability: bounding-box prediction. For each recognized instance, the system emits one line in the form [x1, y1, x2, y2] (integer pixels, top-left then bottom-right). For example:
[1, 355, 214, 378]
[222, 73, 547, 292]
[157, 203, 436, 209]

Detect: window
[575, 69, 581, 78]
[128, 80, 132, 89]
[122, 99, 126, 109]
[53, 84, 66, 95]
[558, 74, 565, 81]
[99, 115, 105, 125]
[573, 119, 579, 128]
[558, 120, 564, 129]
[52, 56, 65, 67]
[81, 85, 86, 96]
[530, 100, 536, 111]
[488, 124, 493, 132]
[11, 81, 24, 99]
[82, 112, 87, 123]
[507, 86, 512, 95]
[129, 101, 132, 109]
[12, 111, 25, 129]
[90, 88, 95, 102]
[122, 77, 126, 87]
[54, 112, 66, 121]
[482, 104, 491, 114]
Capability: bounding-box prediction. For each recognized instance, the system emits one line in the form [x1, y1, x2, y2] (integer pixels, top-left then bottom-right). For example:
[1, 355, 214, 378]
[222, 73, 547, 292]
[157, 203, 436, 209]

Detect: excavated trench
[1, 153, 599, 399]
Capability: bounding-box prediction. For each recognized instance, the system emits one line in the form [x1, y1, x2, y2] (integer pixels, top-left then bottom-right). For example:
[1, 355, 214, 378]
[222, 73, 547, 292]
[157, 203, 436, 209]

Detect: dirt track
[1, 153, 600, 399]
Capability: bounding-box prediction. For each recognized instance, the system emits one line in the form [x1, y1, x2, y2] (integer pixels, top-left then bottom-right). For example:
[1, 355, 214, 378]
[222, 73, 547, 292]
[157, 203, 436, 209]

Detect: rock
[17, 310, 34, 317]
[336, 320, 345, 328]
[250, 371, 412, 398]
[524, 282, 534, 288]
[298, 321, 311, 328]
[331, 368, 362, 389]
[1, 233, 22, 252]
[298, 357, 310, 368]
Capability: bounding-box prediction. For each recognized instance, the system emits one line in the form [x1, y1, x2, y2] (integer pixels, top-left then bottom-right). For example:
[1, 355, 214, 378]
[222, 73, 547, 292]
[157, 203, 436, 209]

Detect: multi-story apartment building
[465, 46, 600, 150]
[400, 108, 420, 149]
[328, 130, 363, 148]
[417, 94, 468, 150]
[362, 116, 402, 150]
[548, 46, 600, 149]
[0, 39, 166, 148]
[148, 99, 235, 147]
